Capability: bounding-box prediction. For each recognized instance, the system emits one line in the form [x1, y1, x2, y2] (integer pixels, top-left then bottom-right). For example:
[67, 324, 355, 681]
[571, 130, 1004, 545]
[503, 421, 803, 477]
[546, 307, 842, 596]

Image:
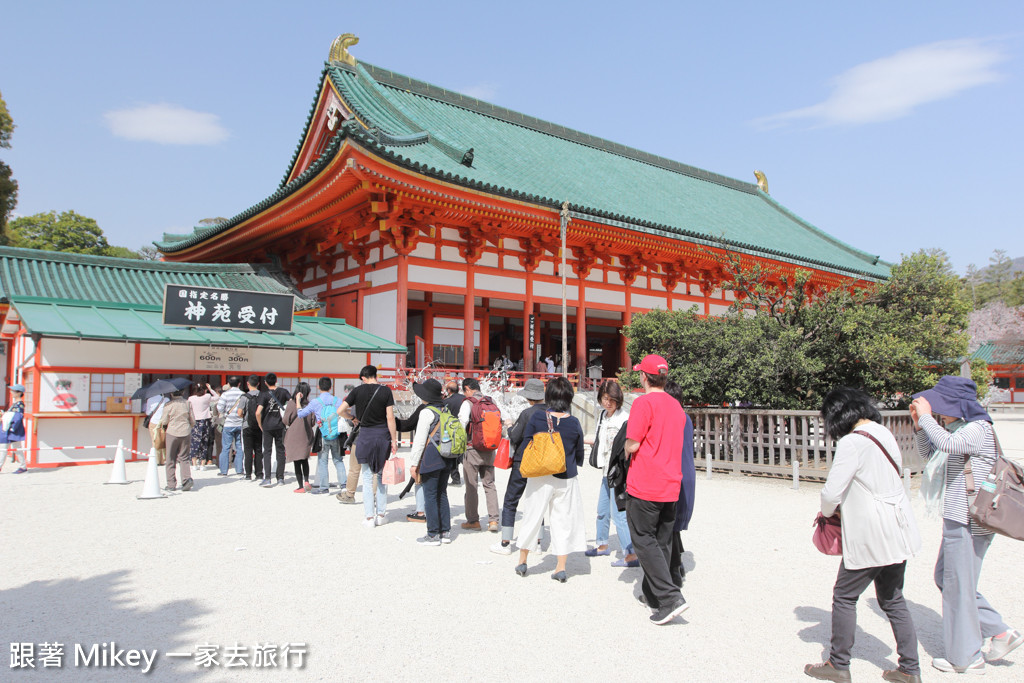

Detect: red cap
[632, 354, 669, 374]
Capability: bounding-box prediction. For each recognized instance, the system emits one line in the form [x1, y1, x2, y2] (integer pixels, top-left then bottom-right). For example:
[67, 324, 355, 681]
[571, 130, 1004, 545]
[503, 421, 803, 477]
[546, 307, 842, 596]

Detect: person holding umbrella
[133, 378, 192, 466]
[160, 389, 194, 491]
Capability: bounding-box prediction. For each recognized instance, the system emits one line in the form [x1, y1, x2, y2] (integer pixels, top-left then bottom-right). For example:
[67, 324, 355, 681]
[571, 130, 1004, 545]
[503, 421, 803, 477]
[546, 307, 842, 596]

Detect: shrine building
[157, 34, 890, 376]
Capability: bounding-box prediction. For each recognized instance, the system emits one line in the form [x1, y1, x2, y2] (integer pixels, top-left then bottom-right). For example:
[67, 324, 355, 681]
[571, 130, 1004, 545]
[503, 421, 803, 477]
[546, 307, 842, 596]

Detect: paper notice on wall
[125, 373, 143, 412]
[40, 372, 90, 413]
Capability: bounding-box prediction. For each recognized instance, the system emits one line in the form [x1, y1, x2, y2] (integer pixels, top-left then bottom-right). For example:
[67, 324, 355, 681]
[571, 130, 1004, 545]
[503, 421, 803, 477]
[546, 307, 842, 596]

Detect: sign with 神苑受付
[162, 285, 294, 333]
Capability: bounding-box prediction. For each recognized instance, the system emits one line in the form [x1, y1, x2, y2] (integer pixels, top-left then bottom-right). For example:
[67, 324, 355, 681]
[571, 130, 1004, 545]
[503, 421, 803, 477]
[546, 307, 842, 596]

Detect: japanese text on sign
[163, 285, 295, 333]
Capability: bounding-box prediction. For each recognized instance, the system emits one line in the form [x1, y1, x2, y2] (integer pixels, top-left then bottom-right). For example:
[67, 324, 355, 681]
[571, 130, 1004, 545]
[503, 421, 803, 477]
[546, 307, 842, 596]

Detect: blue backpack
[317, 395, 341, 441]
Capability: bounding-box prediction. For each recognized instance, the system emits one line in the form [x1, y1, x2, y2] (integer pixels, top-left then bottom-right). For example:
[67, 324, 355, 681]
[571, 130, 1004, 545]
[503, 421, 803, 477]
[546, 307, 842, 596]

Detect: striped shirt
[915, 415, 996, 536]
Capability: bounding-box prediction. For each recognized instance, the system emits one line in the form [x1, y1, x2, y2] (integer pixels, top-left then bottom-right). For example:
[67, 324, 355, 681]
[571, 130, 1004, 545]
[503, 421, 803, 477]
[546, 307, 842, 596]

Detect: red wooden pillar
[620, 288, 633, 370]
[463, 265, 475, 370]
[396, 254, 409, 371]
[522, 271, 534, 370]
[480, 297, 490, 368]
[576, 279, 586, 374]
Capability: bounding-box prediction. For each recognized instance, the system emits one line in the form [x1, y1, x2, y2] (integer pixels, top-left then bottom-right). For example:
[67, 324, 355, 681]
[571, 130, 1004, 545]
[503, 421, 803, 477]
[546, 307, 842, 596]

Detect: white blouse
[820, 421, 921, 570]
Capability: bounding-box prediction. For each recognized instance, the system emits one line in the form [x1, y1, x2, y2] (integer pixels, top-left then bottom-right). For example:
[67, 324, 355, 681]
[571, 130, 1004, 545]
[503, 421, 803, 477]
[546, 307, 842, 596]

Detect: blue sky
[2, 1, 1021, 274]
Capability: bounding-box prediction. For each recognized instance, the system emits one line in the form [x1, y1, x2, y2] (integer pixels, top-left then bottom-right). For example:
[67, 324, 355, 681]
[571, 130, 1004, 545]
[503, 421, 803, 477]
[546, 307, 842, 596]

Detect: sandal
[406, 512, 427, 522]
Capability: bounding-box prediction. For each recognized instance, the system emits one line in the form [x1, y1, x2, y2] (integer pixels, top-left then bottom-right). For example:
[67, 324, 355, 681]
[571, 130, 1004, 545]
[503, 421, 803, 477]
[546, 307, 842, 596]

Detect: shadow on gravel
[868, 597, 944, 658]
[0, 569, 209, 679]
[795, 605, 898, 670]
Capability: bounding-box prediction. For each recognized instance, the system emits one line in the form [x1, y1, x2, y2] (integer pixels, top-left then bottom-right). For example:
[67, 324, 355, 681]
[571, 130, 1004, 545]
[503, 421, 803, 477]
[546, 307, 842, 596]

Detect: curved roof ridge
[754, 192, 886, 270]
[348, 61, 758, 195]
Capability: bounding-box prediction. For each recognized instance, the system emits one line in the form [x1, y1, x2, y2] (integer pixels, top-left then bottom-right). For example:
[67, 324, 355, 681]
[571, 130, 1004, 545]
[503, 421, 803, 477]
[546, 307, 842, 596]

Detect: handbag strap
[964, 424, 1002, 496]
[852, 429, 901, 476]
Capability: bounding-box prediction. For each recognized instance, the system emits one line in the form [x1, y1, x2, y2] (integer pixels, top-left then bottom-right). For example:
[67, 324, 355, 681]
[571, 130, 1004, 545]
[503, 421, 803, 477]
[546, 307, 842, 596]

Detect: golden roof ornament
[329, 33, 360, 66]
[754, 170, 769, 194]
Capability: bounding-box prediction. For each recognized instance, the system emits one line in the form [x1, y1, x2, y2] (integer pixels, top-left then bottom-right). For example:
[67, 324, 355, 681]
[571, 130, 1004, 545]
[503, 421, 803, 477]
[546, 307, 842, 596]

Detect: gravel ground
[1, 452, 1022, 682]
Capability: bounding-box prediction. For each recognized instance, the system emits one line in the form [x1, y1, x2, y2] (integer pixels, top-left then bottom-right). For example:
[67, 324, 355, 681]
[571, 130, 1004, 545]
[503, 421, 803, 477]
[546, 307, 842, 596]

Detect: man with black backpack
[297, 376, 351, 495]
[256, 372, 291, 487]
[458, 378, 502, 532]
[241, 375, 264, 481]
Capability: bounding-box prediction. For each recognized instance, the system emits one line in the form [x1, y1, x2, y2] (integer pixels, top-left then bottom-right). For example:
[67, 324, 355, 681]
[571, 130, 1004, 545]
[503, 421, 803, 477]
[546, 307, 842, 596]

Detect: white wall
[140, 344, 196, 370]
[475, 273, 525, 295]
[42, 339, 132, 368]
[365, 288, 398, 372]
[409, 265, 465, 288]
[302, 351, 367, 375]
[35, 417, 138, 465]
[368, 265, 397, 287]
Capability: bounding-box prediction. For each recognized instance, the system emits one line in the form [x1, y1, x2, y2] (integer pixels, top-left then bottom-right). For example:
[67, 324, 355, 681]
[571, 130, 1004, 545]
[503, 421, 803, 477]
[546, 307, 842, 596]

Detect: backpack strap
[853, 429, 901, 476]
[427, 406, 442, 441]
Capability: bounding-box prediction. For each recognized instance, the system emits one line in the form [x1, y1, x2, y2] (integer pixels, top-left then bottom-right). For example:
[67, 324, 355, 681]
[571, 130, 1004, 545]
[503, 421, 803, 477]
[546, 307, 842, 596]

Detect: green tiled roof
[8, 297, 406, 352]
[971, 341, 1024, 366]
[0, 246, 320, 311]
[158, 61, 889, 280]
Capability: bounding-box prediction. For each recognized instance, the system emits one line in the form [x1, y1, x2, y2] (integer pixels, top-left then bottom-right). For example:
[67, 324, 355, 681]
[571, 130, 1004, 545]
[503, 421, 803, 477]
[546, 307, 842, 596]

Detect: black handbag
[605, 421, 631, 512]
[588, 411, 604, 469]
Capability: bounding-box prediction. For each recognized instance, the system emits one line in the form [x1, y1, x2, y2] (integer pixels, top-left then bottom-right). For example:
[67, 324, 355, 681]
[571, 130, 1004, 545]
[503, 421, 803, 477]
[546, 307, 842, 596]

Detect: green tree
[9, 210, 111, 255]
[623, 249, 970, 408]
[984, 249, 1014, 302]
[0, 89, 17, 245]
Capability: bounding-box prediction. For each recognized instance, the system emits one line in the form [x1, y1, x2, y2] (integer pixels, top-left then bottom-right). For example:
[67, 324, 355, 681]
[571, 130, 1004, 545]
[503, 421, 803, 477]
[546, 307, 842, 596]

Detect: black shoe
[649, 598, 688, 625]
[450, 472, 462, 486]
[182, 479, 194, 491]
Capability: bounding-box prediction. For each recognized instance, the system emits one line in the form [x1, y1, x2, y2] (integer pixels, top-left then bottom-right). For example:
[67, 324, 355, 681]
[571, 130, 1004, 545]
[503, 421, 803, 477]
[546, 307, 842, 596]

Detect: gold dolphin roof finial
[329, 33, 360, 66]
[754, 170, 769, 195]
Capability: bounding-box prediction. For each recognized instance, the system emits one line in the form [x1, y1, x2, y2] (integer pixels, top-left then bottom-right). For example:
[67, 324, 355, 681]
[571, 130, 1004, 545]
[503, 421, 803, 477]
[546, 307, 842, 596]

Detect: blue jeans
[361, 466, 387, 518]
[415, 482, 425, 513]
[315, 435, 346, 491]
[219, 426, 244, 474]
[597, 476, 633, 554]
[420, 461, 453, 536]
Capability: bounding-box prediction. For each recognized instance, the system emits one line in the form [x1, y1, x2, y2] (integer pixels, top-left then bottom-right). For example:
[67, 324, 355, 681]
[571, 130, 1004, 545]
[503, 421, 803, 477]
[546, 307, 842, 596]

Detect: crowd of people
[7, 355, 1021, 644]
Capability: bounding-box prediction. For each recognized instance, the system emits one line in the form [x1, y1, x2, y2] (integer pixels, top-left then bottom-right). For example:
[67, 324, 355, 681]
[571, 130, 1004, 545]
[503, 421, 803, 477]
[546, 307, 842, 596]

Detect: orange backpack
[467, 395, 502, 451]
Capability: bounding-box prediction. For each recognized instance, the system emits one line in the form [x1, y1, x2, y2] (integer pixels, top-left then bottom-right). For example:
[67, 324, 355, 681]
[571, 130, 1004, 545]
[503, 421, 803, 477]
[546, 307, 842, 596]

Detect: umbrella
[131, 377, 192, 401]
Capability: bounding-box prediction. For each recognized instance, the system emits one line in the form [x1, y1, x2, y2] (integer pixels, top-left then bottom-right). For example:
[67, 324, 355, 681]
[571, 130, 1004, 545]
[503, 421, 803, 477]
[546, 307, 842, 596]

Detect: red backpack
[467, 395, 502, 451]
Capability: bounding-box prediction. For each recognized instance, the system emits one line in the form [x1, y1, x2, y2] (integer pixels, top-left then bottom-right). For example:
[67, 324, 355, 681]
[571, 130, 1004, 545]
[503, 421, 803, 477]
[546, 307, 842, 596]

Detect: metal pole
[560, 201, 569, 379]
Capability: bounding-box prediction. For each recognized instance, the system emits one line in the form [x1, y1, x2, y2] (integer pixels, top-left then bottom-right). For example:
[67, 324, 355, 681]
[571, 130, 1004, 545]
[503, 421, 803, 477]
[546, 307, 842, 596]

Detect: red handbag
[812, 513, 842, 555]
[493, 438, 511, 470]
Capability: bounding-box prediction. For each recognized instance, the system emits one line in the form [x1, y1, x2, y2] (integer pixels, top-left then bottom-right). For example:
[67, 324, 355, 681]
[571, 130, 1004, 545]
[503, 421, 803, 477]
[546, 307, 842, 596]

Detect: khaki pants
[463, 447, 498, 524]
[345, 446, 361, 495]
[148, 423, 166, 464]
[164, 433, 192, 488]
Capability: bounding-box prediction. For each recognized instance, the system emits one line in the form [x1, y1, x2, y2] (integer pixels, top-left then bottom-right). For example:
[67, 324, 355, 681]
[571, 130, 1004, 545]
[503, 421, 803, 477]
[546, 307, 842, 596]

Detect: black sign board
[162, 284, 295, 333]
[528, 314, 535, 350]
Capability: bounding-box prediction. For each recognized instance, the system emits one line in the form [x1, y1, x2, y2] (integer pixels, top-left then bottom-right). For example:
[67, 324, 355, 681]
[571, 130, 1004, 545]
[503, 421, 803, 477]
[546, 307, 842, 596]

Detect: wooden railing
[688, 408, 920, 480]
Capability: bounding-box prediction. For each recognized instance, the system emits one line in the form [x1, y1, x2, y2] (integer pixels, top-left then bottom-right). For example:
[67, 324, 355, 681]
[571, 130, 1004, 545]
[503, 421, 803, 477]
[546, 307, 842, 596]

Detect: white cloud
[756, 39, 1007, 128]
[104, 104, 229, 144]
[459, 83, 498, 101]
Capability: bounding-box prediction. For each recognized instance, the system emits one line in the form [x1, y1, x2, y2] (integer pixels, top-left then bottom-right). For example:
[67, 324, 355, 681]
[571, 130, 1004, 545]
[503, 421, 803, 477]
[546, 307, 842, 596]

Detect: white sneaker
[490, 541, 513, 555]
[986, 629, 1024, 661]
[362, 517, 375, 528]
[932, 657, 985, 674]
[375, 514, 386, 527]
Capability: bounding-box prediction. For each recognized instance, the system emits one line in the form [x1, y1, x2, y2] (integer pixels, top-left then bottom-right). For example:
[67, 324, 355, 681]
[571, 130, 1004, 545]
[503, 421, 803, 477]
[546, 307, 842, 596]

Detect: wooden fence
[688, 408, 920, 481]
